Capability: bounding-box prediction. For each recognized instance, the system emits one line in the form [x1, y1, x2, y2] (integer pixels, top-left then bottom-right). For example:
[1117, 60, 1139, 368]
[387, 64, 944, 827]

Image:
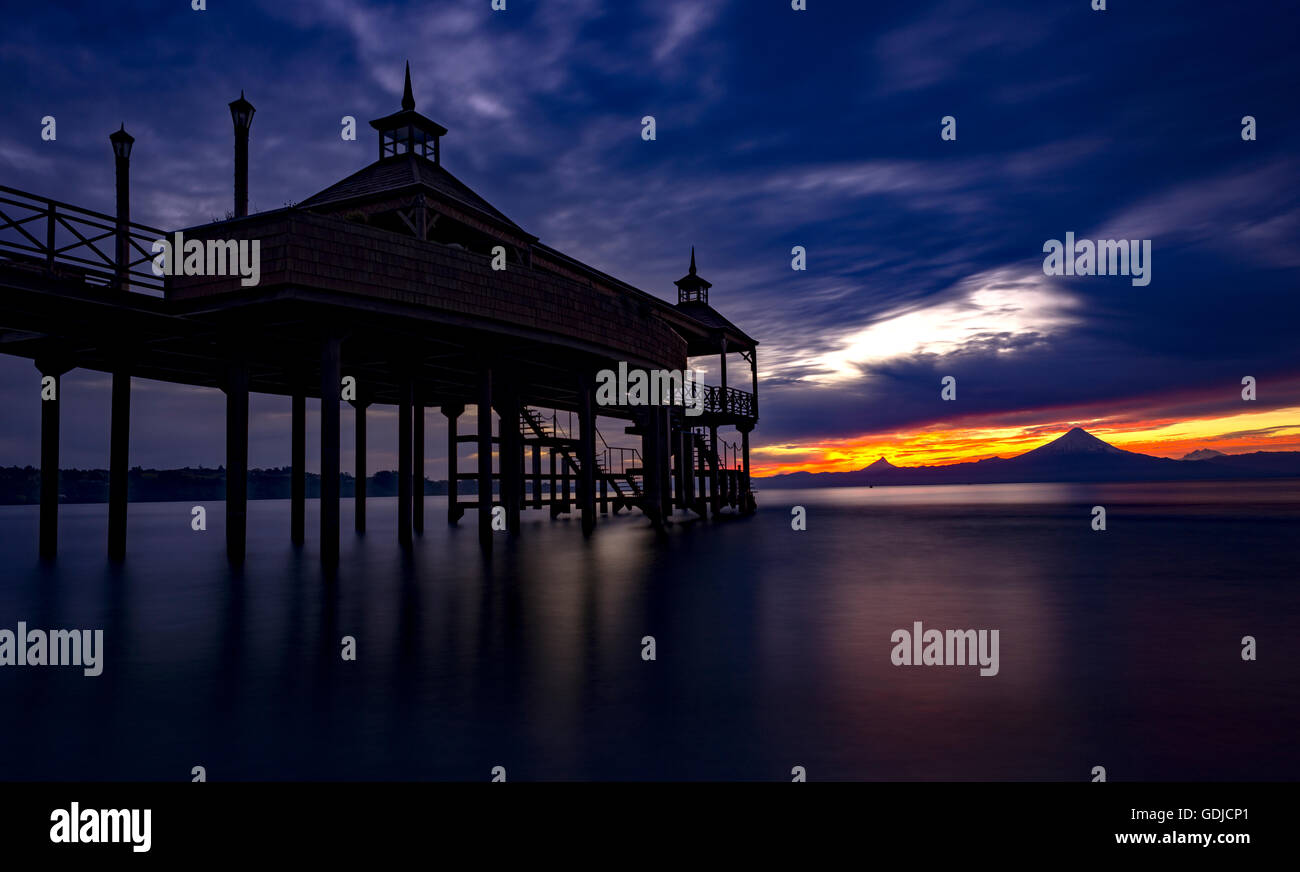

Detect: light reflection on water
[1, 480, 1297, 780]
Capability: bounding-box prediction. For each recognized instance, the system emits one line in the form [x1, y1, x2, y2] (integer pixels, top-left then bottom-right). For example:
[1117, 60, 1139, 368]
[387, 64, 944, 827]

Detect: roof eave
[368, 110, 448, 136]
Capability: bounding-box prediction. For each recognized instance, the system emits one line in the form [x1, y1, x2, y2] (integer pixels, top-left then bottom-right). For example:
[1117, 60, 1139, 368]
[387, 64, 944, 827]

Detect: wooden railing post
[45, 203, 55, 271]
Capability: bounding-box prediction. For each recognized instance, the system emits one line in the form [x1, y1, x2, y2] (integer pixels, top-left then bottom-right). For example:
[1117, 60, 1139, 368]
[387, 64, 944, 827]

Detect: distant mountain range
[757, 427, 1300, 488]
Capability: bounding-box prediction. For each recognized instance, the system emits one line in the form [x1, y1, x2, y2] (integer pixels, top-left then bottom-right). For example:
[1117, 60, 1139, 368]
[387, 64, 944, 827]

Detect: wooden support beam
[641, 409, 662, 528]
[578, 372, 597, 535]
[532, 444, 542, 509]
[658, 407, 673, 520]
[414, 401, 425, 534]
[107, 359, 130, 561]
[698, 442, 708, 518]
[681, 426, 695, 513]
[443, 404, 464, 524]
[497, 387, 521, 536]
[672, 412, 686, 512]
[709, 425, 720, 518]
[720, 336, 728, 394]
[396, 207, 420, 238]
[352, 398, 368, 533]
[35, 357, 71, 559]
[477, 367, 493, 549]
[397, 370, 413, 547]
[549, 446, 560, 518]
[225, 355, 249, 565]
[39, 371, 61, 558]
[291, 384, 306, 545]
[517, 417, 527, 517]
[562, 455, 571, 514]
[741, 426, 752, 500]
[750, 347, 758, 411]
[320, 335, 342, 567]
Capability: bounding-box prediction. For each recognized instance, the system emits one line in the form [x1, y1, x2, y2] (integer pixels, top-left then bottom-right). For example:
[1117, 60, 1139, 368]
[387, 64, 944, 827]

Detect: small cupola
[368, 61, 448, 164]
[674, 247, 712, 304]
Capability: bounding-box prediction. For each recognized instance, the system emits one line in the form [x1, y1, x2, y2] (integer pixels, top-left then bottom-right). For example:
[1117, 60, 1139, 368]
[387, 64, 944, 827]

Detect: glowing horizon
[752, 405, 1300, 476]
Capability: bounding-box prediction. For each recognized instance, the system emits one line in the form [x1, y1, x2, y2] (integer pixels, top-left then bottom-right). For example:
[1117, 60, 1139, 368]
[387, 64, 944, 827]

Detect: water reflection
[0, 482, 1297, 780]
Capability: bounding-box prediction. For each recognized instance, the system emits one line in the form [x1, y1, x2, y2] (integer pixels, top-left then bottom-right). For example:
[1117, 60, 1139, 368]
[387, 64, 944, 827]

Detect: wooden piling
[413, 402, 424, 534]
[549, 447, 560, 518]
[320, 336, 342, 567]
[642, 409, 662, 527]
[681, 427, 695, 513]
[578, 372, 596, 535]
[291, 386, 306, 545]
[658, 407, 673, 520]
[225, 356, 249, 565]
[562, 456, 571, 513]
[532, 444, 542, 509]
[107, 362, 130, 561]
[36, 360, 66, 559]
[398, 372, 413, 547]
[497, 388, 521, 536]
[443, 404, 464, 524]
[477, 367, 493, 548]
[353, 398, 367, 533]
[709, 425, 720, 518]
[672, 413, 686, 512]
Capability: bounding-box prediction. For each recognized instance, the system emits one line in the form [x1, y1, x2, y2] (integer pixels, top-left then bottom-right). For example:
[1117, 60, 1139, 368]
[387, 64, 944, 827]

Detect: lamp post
[229, 91, 255, 218]
[109, 124, 134, 290]
[107, 124, 135, 559]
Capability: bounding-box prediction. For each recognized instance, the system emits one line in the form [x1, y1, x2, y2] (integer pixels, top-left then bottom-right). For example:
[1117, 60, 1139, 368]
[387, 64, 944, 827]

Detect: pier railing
[0, 185, 167, 294]
[520, 406, 642, 478]
[602, 381, 756, 421]
[700, 384, 756, 420]
[597, 432, 641, 476]
[692, 427, 743, 471]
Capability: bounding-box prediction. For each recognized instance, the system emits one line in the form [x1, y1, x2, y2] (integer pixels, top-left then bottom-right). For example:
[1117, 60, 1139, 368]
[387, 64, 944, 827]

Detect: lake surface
[1, 480, 1297, 781]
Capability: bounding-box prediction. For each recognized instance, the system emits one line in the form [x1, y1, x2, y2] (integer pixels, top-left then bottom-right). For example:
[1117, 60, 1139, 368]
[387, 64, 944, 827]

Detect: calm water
[1, 481, 1297, 781]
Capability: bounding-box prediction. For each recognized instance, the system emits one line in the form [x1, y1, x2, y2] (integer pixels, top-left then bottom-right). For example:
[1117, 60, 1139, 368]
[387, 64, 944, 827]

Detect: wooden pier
[0, 67, 759, 567]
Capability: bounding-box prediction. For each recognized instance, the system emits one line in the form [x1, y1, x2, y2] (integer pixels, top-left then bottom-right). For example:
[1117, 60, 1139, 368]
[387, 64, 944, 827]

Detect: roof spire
[369, 63, 446, 163]
[401, 61, 416, 111]
[674, 246, 712, 304]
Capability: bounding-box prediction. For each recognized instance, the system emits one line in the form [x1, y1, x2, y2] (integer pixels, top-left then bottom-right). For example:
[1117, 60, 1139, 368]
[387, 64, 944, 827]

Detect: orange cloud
[752, 406, 1300, 476]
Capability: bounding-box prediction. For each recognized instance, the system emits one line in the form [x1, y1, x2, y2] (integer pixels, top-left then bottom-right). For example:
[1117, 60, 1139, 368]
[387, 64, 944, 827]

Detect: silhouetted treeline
[0, 466, 463, 505]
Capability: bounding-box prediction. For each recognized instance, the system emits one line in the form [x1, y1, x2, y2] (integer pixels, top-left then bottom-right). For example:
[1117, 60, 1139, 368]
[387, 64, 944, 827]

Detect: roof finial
[689, 246, 697, 275]
[401, 61, 416, 111]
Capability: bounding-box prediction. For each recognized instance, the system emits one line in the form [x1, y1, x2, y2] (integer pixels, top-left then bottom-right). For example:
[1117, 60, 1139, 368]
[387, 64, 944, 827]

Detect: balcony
[686, 383, 756, 421]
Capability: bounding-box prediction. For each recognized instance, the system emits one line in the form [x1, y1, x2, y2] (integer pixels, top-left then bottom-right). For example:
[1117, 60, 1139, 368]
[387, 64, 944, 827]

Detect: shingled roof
[675, 300, 756, 346]
[297, 152, 526, 234]
[293, 66, 754, 355]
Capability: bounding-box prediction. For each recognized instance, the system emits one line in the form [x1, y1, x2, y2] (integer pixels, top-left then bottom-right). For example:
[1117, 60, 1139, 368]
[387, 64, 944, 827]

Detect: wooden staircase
[520, 406, 643, 513]
[691, 426, 745, 513]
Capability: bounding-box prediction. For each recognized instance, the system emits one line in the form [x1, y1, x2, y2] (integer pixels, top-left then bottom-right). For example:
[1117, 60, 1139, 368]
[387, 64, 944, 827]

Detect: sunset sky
[0, 0, 1296, 477]
[756, 396, 1300, 475]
